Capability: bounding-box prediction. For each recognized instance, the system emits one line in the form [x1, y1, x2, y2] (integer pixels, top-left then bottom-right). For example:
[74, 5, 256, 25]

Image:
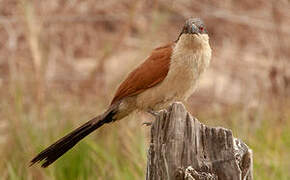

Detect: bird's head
[176, 18, 209, 47]
[181, 18, 207, 35]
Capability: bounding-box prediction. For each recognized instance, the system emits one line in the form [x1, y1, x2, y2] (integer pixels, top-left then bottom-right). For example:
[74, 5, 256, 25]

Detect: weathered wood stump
[146, 102, 253, 180]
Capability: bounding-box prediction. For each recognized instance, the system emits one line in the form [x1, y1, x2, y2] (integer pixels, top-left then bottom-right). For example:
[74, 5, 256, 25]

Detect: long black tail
[30, 108, 117, 168]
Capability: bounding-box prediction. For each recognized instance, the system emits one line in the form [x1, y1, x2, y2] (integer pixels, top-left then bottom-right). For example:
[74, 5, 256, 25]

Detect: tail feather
[30, 109, 117, 168]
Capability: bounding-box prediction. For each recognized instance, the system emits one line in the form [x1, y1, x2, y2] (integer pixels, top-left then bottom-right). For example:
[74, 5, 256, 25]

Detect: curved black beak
[188, 24, 199, 34]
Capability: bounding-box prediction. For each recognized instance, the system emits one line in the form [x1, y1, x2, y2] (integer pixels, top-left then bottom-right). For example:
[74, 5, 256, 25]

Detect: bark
[146, 102, 253, 180]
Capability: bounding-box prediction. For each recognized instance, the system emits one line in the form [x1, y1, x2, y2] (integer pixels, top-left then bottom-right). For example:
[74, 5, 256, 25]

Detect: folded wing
[111, 43, 174, 105]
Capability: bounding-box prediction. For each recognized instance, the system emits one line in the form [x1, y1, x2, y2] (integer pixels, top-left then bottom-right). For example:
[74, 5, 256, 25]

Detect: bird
[30, 18, 212, 168]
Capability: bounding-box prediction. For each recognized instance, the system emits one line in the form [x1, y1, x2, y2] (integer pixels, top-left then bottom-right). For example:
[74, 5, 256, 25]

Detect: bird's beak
[189, 24, 199, 34]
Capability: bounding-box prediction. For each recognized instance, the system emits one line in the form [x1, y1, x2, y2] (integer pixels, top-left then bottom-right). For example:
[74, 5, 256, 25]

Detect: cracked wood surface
[146, 102, 253, 180]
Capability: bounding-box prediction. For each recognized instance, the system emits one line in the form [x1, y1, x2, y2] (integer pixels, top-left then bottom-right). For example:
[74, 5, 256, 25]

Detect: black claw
[142, 122, 152, 126]
[147, 109, 160, 117]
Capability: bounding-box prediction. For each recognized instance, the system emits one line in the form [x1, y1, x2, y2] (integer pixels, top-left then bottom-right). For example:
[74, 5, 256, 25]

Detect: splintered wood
[146, 102, 253, 180]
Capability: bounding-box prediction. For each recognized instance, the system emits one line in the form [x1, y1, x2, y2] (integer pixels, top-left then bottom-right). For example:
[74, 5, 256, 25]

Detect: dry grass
[0, 0, 290, 179]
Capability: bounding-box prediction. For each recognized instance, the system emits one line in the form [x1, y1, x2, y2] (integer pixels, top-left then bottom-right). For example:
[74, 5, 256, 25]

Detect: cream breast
[136, 33, 211, 110]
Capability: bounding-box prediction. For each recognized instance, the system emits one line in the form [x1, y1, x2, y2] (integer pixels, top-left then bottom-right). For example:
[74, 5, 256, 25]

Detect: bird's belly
[136, 37, 211, 111]
[136, 57, 201, 110]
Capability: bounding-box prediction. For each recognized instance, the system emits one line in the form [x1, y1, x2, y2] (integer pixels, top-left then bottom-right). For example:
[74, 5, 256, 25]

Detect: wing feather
[111, 43, 174, 105]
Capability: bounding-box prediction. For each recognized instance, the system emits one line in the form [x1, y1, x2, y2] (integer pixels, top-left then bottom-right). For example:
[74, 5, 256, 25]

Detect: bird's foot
[147, 109, 161, 117]
[142, 121, 152, 126]
[143, 109, 162, 126]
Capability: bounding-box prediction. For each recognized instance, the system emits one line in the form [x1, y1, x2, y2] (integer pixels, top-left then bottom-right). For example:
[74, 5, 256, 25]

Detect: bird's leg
[142, 121, 152, 126]
[147, 108, 161, 117]
[142, 108, 162, 126]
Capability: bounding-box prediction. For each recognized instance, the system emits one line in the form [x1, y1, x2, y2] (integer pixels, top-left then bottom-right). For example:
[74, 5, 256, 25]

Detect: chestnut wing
[111, 43, 174, 105]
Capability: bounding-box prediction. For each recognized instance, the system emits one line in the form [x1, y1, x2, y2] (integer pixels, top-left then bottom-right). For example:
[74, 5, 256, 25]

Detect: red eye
[199, 27, 204, 31]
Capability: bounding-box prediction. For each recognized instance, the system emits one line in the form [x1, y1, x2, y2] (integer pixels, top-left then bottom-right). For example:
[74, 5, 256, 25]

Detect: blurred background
[0, 0, 290, 179]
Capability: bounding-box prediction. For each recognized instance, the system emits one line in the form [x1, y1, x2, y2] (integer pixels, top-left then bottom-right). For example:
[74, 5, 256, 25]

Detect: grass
[1, 85, 289, 179]
[0, 1, 290, 180]
[1, 1, 289, 178]
[1, 87, 148, 180]
[197, 102, 290, 180]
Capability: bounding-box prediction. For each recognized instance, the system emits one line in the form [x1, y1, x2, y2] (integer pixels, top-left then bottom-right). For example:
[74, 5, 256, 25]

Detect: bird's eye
[199, 27, 204, 31]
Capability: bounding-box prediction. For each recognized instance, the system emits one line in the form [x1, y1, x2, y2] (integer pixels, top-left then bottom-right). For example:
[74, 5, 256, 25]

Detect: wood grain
[146, 102, 253, 180]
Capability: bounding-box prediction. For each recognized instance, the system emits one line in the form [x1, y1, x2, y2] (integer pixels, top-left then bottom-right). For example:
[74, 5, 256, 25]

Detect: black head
[177, 18, 208, 41]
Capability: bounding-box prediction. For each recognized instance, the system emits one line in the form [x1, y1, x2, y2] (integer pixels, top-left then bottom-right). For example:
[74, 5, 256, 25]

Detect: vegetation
[0, 0, 289, 179]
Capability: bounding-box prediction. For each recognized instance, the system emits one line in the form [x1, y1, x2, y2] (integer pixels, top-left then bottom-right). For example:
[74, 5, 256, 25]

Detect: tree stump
[146, 102, 253, 180]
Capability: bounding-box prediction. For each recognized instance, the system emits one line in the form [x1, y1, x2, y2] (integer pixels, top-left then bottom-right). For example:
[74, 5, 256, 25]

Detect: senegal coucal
[31, 18, 212, 167]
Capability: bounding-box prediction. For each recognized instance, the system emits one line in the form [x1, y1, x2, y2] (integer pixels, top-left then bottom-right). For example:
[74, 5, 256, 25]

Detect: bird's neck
[175, 34, 210, 52]
[169, 33, 211, 80]
[171, 34, 211, 66]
